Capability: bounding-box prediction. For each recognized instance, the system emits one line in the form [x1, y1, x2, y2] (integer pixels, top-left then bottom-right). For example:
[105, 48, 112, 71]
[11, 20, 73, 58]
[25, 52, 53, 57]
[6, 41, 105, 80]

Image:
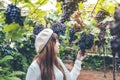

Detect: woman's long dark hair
[34, 33, 66, 80]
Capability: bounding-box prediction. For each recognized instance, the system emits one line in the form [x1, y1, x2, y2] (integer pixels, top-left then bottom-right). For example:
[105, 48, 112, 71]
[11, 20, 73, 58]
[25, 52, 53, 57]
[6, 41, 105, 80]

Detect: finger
[84, 51, 88, 55]
[78, 50, 81, 54]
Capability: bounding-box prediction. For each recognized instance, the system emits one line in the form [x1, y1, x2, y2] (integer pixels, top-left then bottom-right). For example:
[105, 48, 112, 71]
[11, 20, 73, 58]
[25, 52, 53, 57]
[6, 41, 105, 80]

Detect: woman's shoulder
[57, 57, 62, 62]
[57, 57, 65, 66]
[29, 60, 40, 70]
[26, 60, 41, 80]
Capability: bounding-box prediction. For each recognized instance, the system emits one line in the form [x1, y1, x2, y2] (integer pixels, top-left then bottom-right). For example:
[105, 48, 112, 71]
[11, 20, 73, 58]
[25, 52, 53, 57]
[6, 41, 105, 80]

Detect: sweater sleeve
[57, 57, 82, 80]
[26, 61, 41, 80]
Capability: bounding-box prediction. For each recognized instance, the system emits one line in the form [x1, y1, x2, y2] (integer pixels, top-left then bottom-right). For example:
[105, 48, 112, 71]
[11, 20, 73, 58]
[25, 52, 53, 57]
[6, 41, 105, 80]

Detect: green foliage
[56, 2, 62, 13]
[0, 0, 48, 42]
[82, 54, 120, 71]
[2, 23, 25, 42]
[12, 0, 48, 6]
[0, 55, 13, 63]
[0, 1, 48, 80]
[95, 0, 117, 15]
[2, 23, 20, 32]
[0, 12, 5, 24]
[28, 9, 47, 25]
[34, 0, 48, 5]
[0, 55, 25, 80]
[15, 35, 36, 66]
[0, 34, 36, 80]
[20, 0, 48, 25]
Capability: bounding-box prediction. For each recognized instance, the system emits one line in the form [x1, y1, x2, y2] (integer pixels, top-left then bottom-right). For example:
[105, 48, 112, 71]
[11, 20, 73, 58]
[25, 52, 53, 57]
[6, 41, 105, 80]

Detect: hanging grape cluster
[69, 28, 78, 43]
[114, 7, 120, 23]
[78, 33, 94, 56]
[51, 22, 66, 36]
[110, 36, 120, 56]
[110, 7, 120, 58]
[4, 4, 23, 26]
[95, 9, 109, 22]
[58, 0, 85, 23]
[95, 23, 108, 47]
[33, 24, 44, 35]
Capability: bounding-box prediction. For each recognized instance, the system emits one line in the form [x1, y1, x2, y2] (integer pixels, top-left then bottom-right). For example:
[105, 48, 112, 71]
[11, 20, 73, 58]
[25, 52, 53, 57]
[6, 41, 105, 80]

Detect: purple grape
[4, 4, 23, 26]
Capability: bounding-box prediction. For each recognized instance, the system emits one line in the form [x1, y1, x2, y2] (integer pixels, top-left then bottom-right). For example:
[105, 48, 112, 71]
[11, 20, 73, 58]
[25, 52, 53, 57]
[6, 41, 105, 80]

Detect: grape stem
[90, 0, 100, 17]
[15, 0, 17, 5]
[30, 0, 46, 16]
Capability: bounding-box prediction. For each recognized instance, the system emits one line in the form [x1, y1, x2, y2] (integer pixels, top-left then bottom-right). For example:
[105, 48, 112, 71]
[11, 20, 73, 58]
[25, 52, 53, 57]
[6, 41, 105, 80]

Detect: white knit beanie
[35, 28, 53, 53]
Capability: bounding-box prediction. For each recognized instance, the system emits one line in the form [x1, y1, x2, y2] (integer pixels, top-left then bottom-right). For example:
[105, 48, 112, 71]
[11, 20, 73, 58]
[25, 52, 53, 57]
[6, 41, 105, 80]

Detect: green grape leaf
[9, 77, 21, 80]
[0, 66, 2, 71]
[5, 32, 12, 40]
[17, 0, 30, 3]
[35, 0, 48, 6]
[0, 55, 13, 63]
[56, 2, 62, 13]
[22, 2, 35, 8]
[0, 12, 5, 24]
[11, 71, 25, 76]
[11, 32, 24, 42]
[105, 4, 116, 15]
[78, 2, 83, 10]
[2, 23, 20, 32]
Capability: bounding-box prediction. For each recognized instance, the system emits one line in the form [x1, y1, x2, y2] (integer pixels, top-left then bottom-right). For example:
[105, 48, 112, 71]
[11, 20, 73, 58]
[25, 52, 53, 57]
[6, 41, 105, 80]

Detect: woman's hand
[76, 50, 88, 61]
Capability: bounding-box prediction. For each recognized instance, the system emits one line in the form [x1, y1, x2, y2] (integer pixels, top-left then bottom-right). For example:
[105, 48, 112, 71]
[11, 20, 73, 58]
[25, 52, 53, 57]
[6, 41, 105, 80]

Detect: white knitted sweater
[26, 57, 82, 80]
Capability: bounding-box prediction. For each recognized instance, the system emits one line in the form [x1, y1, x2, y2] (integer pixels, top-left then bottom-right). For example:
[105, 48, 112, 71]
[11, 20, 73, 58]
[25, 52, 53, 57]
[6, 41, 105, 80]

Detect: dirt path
[64, 64, 120, 80]
[77, 70, 120, 80]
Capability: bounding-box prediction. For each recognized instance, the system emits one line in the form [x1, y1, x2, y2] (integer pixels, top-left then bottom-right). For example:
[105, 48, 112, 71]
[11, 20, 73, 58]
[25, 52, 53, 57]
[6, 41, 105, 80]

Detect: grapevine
[51, 22, 66, 36]
[79, 32, 94, 56]
[95, 9, 109, 22]
[110, 7, 120, 80]
[57, 0, 86, 23]
[69, 28, 77, 43]
[95, 21, 111, 48]
[33, 24, 44, 35]
[4, 4, 23, 26]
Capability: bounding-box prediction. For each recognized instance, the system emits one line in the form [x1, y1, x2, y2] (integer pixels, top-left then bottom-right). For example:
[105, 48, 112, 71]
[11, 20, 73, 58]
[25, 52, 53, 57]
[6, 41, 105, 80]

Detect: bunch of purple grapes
[95, 10, 109, 22]
[95, 23, 108, 47]
[33, 24, 44, 35]
[4, 4, 23, 26]
[110, 36, 120, 57]
[60, 2, 71, 23]
[95, 30, 106, 47]
[69, 28, 77, 43]
[60, 1, 78, 23]
[51, 22, 66, 36]
[79, 33, 94, 56]
[110, 7, 120, 59]
[57, 0, 86, 23]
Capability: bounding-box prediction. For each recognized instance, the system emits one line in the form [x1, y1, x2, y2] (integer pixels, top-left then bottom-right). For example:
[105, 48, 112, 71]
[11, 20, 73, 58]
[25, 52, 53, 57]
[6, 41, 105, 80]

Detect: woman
[26, 28, 87, 80]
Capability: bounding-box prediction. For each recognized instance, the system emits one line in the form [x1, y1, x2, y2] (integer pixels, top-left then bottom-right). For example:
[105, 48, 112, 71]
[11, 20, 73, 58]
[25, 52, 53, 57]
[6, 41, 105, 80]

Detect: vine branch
[91, 0, 99, 17]
[15, 0, 17, 5]
[30, 0, 47, 15]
